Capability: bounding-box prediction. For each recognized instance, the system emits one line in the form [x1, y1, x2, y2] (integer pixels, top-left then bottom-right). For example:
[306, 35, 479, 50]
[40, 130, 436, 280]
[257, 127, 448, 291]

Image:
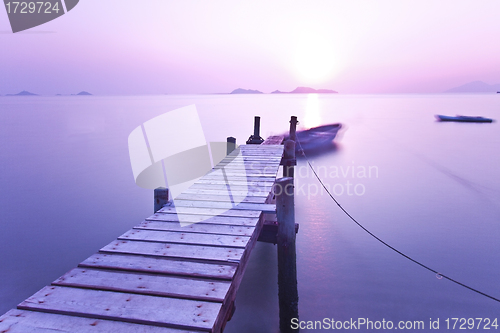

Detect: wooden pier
[0, 137, 289, 332]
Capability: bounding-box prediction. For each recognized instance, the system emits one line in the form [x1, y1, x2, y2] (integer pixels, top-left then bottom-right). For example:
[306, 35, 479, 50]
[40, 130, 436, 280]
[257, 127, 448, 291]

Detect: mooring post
[289, 116, 298, 142]
[154, 187, 169, 213]
[254, 116, 261, 138]
[227, 136, 236, 155]
[246, 116, 264, 144]
[276, 177, 299, 332]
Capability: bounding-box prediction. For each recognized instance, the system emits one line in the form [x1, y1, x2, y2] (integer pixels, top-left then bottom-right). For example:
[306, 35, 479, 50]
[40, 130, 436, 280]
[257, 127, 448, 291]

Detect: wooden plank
[195, 179, 276, 186]
[0, 309, 200, 333]
[211, 166, 280, 173]
[146, 213, 259, 227]
[118, 229, 250, 248]
[79, 253, 236, 280]
[239, 146, 283, 151]
[188, 183, 273, 192]
[18, 286, 220, 331]
[207, 171, 278, 177]
[200, 175, 277, 182]
[52, 268, 231, 303]
[218, 155, 282, 159]
[136, 220, 255, 237]
[211, 166, 280, 174]
[182, 188, 270, 197]
[218, 157, 282, 163]
[171, 200, 276, 213]
[100, 240, 245, 263]
[215, 159, 281, 165]
[236, 154, 283, 158]
[229, 151, 282, 157]
[175, 193, 268, 204]
[157, 206, 261, 218]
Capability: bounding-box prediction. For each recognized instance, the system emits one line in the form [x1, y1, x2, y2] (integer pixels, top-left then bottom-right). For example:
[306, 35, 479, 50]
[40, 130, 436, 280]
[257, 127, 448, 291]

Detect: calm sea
[0, 94, 499, 332]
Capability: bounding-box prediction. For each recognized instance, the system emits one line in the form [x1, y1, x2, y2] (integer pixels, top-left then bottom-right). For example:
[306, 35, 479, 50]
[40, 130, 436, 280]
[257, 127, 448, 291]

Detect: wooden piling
[153, 187, 169, 213]
[227, 136, 236, 155]
[275, 177, 299, 332]
[289, 116, 298, 142]
[246, 116, 264, 144]
[283, 140, 296, 178]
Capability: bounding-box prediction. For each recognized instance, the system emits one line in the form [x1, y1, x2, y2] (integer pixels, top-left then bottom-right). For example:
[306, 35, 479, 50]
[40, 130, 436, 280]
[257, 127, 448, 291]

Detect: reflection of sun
[304, 94, 321, 129]
[294, 34, 336, 84]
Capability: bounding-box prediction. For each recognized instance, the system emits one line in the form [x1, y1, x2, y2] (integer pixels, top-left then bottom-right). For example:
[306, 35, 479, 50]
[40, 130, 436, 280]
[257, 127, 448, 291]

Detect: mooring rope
[294, 138, 500, 303]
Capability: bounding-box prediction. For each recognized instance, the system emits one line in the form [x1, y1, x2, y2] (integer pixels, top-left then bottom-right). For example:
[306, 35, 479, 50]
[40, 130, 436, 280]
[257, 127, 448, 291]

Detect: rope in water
[294, 137, 500, 303]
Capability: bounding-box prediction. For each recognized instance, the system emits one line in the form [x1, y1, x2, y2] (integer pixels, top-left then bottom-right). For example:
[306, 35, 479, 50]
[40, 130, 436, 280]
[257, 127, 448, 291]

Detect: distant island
[230, 88, 263, 94]
[6, 90, 38, 96]
[446, 81, 500, 93]
[272, 87, 338, 94]
[73, 91, 92, 96]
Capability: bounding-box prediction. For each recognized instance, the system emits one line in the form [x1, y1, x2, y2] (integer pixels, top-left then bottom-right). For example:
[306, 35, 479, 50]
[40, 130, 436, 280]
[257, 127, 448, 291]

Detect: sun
[294, 34, 337, 84]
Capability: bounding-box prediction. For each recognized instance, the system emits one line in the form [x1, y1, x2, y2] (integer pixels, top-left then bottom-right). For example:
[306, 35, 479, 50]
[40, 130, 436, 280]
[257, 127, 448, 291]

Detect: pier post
[154, 187, 169, 213]
[246, 116, 264, 144]
[275, 177, 298, 333]
[289, 116, 298, 142]
[283, 140, 296, 178]
[227, 137, 236, 155]
[282, 116, 298, 178]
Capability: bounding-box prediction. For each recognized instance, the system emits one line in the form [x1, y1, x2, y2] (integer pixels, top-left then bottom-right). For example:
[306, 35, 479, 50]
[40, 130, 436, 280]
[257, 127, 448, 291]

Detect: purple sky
[1, 0, 500, 95]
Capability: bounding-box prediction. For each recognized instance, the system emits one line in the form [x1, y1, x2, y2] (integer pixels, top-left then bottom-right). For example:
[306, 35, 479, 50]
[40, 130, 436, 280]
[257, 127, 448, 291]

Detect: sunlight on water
[303, 93, 321, 129]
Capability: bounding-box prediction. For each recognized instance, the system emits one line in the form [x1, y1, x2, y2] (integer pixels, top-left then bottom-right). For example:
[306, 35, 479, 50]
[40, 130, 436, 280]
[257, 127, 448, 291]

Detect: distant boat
[286, 123, 342, 152]
[435, 115, 494, 123]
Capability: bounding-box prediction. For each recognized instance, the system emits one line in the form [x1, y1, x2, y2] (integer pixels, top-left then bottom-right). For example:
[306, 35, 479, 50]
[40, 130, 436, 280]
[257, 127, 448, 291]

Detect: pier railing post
[227, 136, 236, 155]
[275, 177, 299, 332]
[154, 187, 169, 213]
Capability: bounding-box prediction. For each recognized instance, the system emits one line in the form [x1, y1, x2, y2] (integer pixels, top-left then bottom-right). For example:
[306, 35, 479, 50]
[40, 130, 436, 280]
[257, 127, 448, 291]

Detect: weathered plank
[219, 157, 282, 163]
[211, 166, 280, 174]
[52, 268, 231, 302]
[175, 193, 268, 204]
[214, 161, 281, 167]
[199, 175, 277, 183]
[146, 213, 259, 226]
[182, 188, 270, 197]
[118, 229, 250, 248]
[100, 240, 245, 263]
[79, 253, 236, 280]
[207, 171, 278, 177]
[171, 200, 276, 213]
[233, 145, 282, 150]
[195, 179, 276, 186]
[157, 206, 262, 218]
[18, 286, 220, 331]
[136, 220, 256, 236]
[188, 183, 273, 193]
[0, 309, 201, 333]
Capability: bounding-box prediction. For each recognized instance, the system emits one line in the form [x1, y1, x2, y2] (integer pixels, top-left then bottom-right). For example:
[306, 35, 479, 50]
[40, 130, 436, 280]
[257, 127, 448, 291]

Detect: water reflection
[303, 94, 321, 129]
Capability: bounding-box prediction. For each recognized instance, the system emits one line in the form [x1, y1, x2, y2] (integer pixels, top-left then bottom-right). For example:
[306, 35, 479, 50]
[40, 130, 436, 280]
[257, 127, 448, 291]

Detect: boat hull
[285, 123, 342, 152]
[435, 115, 493, 123]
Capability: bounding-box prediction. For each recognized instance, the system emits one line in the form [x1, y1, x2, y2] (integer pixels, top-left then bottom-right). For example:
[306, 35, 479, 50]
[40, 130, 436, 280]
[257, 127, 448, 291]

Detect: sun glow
[294, 34, 337, 84]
